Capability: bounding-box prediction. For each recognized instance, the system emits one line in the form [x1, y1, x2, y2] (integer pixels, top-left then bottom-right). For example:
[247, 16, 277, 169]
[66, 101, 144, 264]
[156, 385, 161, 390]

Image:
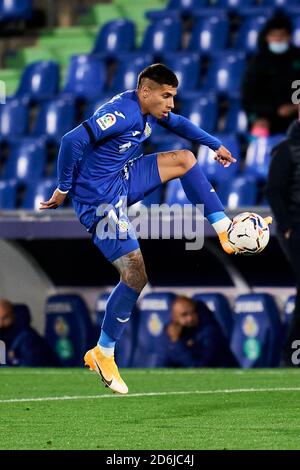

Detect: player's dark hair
[137, 63, 178, 88]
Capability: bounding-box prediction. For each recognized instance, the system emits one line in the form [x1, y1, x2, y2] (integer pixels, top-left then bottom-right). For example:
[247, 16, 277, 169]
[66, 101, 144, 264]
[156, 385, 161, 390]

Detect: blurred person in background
[0, 298, 57, 367]
[267, 107, 300, 366]
[242, 14, 299, 137]
[156, 296, 238, 368]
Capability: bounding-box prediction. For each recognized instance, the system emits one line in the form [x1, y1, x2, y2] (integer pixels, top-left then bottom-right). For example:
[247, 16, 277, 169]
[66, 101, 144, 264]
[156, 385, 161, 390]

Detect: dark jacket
[267, 119, 300, 233]
[156, 304, 238, 368]
[0, 324, 58, 367]
[242, 44, 300, 133]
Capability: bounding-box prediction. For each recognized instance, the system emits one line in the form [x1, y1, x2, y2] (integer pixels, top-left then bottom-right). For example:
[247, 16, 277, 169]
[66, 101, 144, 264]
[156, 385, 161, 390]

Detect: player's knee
[178, 149, 196, 171]
[121, 268, 148, 293]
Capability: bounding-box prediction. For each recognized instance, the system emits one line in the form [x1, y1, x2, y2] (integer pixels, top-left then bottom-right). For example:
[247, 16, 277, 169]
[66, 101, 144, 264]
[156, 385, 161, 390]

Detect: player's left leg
[157, 149, 234, 253]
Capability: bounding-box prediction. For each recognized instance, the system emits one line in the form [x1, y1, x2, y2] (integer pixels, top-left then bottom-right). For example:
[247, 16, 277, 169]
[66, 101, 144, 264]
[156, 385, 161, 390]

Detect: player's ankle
[207, 212, 232, 235]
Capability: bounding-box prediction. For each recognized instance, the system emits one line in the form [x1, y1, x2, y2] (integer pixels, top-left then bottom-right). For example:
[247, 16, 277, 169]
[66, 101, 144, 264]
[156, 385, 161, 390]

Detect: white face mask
[268, 41, 289, 54]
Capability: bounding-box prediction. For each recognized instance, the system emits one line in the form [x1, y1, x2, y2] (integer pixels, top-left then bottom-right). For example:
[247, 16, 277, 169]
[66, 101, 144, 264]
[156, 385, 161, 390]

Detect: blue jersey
[57, 90, 222, 205]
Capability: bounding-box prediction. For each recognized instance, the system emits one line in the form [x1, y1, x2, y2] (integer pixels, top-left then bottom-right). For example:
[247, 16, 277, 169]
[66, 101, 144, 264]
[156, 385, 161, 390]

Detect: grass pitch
[0, 368, 300, 450]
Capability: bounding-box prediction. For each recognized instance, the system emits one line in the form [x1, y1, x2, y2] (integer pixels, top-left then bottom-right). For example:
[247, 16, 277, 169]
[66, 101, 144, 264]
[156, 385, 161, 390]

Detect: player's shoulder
[93, 90, 139, 123]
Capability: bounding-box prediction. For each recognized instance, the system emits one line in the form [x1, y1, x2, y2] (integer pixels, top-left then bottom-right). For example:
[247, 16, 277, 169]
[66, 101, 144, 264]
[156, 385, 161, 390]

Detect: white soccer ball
[227, 212, 270, 255]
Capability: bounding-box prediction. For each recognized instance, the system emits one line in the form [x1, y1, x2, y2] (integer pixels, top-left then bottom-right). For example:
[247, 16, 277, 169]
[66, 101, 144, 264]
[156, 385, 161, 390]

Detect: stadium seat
[15, 61, 59, 102]
[223, 100, 248, 135]
[244, 135, 285, 181]
[132, 292, 176, 367]
[95, 292, 138, 367]
[140, 18, 182, 56]
[0, 0, 32, 22]
[180, 94, 218, 134]
[63, 55, 106, 101]
[162, 53, 201, 93]
[235, 16, 267, 54]
[197, 134, 240, 185]
[283, 295, 296, 342]
[193, 293, 234, 340]
[292, 17, 300, 48]
[204, 51, 246, 97]
[217, 0, 256, 10]
[187, 16, 229, 56]
[31, 98, 76, 143]
[165, 0, 207, 13]
[0, 97, 29, 139]
[83, 96, 114, 119]
[3, 139, 46, 184]
[0, 179, 17, 209]
[110, 54, 153, 93]
[218, 175, 258, 209]
[165, 178, 190, 206]
[92, 19, 136, 57]
[45, 294, 96, 367]
[231, 293, 283, 368]
[22, 178, 57, 210]
[13, 303, 31, 329]
[262, 0, 297, 7]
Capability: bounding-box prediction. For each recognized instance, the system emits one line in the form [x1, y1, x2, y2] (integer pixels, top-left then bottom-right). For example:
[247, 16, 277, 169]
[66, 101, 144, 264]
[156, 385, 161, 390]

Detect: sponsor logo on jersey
[119, 142, 132, 153]
[132, 130, 141, 136]
[96, 113, 116, 130]
[144, 122, 152, 138]
[115, 111, 125, 119]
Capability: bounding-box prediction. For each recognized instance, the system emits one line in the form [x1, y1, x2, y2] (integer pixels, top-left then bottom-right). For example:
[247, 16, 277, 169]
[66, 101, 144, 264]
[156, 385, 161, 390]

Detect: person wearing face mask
[155, 296, 238, 368]
[242, 14, 300, 136]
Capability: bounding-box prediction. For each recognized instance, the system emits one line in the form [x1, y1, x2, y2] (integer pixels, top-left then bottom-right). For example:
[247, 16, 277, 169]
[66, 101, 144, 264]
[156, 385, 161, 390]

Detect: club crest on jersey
[144, 122, 152, 138]
[96, 113, 116, 131]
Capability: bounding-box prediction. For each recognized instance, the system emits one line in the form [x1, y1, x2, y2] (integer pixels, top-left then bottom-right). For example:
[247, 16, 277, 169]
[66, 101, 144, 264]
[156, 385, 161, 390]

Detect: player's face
[144, 83, 177, 119]
[172, 299, 198, 328]
[265, 28, 290, 45]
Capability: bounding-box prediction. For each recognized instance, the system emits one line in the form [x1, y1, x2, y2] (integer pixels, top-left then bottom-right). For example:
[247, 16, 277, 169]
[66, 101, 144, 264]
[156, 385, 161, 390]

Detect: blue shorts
[72, 153, 161, 262]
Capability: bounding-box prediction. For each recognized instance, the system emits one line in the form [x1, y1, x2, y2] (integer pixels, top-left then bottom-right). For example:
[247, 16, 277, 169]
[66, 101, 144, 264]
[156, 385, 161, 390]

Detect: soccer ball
[227, 212, 270, 255]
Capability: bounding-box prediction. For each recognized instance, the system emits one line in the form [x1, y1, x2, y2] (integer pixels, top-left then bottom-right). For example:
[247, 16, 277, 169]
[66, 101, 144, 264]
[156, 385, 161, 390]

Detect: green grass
[0, 368, 300, 450]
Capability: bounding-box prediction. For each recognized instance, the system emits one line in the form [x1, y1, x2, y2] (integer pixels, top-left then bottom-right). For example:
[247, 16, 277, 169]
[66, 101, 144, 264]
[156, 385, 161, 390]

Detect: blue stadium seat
[162, 53, 201, 93]
[218, 175, 257, 209]
[32, 97, 75, 143]
[283, 295, 296, 333]
[166, 0, 207, 13]
[132, 292, 176, 367]
[13, 303, 31, 329]
[239, 7, 274, 18]
[231, 293, 283, 368]
[110, 55, 153, 93]
[188, 16, 229, 56]
[235, 16, 267, 54]
[165, 178, 190, 205]
[262, 0, 298, 7]
[180, 94, 218, 134]
[224, 100, 248, 135]
[22, 177, 57, 210]
[244, 135, 285, 181]
[193, 293, 234, 340]
[93, 19, 136, 57]
[204, 51, 246, 97]
[292, 17, 300, 48]
[0, 97, 29, 139]
[15, 61, 59, 102]
[151, 135, 192, 152]
[217, 0, 256, 10]
[45, 294, 96, 367]
[197, 134, 240, 185]
[83, 96, 113, 119]
[0, 0, 32, 21]
[95, 292, 138, 367]
[3, 139, 46, 184]
[140, 18, 182, 56]
[0, 179, 17, 209]
[63, 55, 106, 101]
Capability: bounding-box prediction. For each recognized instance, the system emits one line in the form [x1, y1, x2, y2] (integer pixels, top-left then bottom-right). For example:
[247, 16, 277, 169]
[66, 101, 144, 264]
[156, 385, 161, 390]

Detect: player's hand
[39, 188, 67, 210]
[214, 145, 237, 168]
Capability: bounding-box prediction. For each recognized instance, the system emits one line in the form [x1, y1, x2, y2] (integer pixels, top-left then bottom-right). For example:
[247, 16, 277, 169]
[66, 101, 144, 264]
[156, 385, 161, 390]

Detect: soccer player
[40, 64, 239, 393]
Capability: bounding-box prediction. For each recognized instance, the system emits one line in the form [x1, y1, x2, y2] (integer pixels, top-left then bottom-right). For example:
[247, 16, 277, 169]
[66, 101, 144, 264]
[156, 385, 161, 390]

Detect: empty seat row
[43, 291, 296, 368]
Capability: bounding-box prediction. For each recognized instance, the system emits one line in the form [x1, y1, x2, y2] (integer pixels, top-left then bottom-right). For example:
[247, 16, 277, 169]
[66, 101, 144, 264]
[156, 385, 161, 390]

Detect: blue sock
[180, 162, 224, 217]
[98, 282, 139, 348]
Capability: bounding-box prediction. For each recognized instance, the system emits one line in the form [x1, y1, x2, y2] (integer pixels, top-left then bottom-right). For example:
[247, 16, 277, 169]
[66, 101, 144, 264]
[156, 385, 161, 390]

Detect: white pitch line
[1, 387, 300, 404]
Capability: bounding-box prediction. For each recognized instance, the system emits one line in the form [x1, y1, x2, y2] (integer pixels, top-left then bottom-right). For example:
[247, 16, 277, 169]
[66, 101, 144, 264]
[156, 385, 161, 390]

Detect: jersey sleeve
[157, 112, 222, 151]
[82, 104, 131, 144]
